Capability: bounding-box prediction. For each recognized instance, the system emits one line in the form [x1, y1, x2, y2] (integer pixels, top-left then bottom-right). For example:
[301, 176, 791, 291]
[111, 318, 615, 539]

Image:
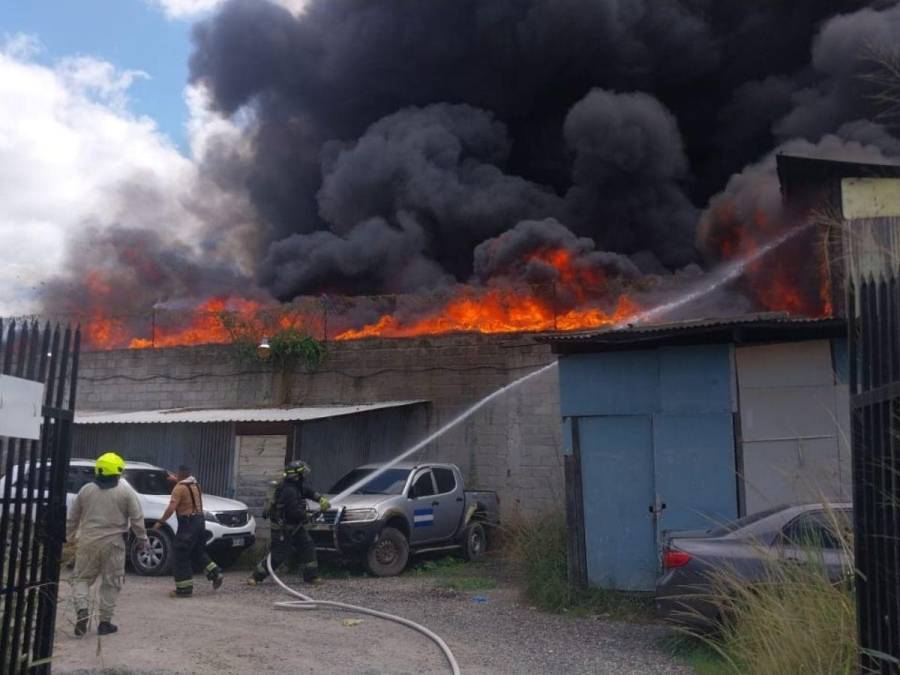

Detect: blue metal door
[579, 415, 656, 591]
[652, 413, 738, 534]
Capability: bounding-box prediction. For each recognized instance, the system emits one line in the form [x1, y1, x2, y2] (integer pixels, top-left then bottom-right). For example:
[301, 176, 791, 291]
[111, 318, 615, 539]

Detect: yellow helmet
[95, 452, 125, 477]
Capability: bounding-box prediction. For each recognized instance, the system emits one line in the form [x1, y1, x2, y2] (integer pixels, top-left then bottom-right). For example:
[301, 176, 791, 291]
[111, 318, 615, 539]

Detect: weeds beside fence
[505, 514, 652, 621]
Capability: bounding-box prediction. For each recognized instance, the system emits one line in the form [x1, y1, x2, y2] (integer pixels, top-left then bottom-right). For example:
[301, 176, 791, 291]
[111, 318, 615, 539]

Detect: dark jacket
[271, 480, 320, 527]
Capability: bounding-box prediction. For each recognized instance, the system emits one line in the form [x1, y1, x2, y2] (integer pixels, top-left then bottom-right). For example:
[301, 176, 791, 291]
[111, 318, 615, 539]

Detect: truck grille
[216, 510, 249, 527]
[314, 510, 338, 525]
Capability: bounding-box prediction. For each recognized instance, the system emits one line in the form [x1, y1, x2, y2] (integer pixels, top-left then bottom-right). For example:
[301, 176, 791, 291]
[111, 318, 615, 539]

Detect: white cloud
[56, 56, 149, 113]
[150, 0, 307, 20]
[150, 0, 224, 19]
[0, 44, 232, 315]
[2, 32, 43, 60]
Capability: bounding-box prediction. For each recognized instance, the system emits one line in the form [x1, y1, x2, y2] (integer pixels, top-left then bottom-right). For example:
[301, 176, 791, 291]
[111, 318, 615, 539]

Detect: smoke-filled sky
[3, 0, 900, 322]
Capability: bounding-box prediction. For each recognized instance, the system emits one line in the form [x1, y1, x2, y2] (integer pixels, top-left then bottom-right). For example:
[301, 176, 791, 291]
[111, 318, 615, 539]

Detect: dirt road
[53, 568, 688, 675]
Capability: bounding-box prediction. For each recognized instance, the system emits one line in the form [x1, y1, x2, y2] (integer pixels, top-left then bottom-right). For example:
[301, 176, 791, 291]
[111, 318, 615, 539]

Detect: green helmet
[284, 460, 310, 481]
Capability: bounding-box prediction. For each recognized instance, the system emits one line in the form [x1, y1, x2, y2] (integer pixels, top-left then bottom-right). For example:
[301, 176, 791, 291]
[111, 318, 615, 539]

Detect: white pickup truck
[307, 462, 500, 576]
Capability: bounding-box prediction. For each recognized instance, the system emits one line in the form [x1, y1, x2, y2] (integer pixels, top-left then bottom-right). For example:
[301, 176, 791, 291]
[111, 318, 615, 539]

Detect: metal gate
[0, 321, 80, 674]
[849, 278, 900, 673]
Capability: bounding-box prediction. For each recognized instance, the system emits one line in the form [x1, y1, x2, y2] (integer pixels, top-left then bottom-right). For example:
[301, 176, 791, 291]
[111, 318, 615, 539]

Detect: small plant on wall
[220, 312, 327, 371]
[265, 327, 327, 369]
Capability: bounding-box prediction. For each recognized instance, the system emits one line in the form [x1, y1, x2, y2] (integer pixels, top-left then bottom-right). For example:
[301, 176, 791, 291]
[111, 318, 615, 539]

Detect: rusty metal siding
[72, 422, 236, 496]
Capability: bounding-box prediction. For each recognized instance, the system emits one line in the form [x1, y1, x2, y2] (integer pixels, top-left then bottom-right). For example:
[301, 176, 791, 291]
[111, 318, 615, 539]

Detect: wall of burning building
[75, 334, 562, 518]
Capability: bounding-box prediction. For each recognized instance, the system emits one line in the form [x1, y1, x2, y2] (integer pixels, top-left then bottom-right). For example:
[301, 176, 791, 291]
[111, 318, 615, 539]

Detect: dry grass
[691, 507, 859, 675]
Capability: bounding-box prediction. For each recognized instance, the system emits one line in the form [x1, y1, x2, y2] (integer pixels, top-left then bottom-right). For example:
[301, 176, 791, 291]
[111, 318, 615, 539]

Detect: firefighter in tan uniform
[155, 465, 223, 597]
[66, 452, 149, 637]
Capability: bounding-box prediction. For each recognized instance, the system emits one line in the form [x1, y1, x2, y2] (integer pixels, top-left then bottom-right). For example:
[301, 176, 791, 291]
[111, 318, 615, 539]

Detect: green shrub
[506, 513, 652, 620]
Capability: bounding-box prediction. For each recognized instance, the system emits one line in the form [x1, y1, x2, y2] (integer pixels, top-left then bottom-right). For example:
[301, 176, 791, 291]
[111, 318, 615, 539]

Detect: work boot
[205, 562, 223, 589]
[169, 590, 192, 599]
[302, 565, 319, 584]
[74, 609, 89, 638]
[97, 621, 118, 636]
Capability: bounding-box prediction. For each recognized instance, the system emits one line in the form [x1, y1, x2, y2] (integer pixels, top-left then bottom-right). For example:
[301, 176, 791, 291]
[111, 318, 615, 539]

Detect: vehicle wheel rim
[138, 538, 164, 568]
[471, 529, 483, 554]
[375, 539, 398, 566]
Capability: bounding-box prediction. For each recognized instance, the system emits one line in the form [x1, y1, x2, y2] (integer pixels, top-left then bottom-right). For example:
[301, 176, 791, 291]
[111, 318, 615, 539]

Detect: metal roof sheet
[538, 313, 845, 347]
[75, 401, 427, 425]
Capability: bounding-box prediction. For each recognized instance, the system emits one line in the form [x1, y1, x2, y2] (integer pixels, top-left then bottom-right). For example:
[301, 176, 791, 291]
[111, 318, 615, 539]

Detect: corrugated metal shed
[74, 423, 237, 496]
[75, 401, 426, 425]
[540, 313, 845, 352]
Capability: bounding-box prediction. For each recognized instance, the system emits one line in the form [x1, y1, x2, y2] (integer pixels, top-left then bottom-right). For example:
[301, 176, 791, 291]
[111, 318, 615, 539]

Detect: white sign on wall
[842, 178, 900, 219]
[0, 374, 46, 440]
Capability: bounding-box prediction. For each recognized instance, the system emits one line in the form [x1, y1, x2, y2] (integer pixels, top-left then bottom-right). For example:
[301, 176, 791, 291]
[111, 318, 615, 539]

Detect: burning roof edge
[538, 312, 846, 353]
[75, 400, 428, 425]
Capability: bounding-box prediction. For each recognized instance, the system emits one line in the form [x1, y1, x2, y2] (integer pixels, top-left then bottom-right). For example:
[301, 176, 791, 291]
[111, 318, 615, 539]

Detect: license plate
[231, 538, 244, 548]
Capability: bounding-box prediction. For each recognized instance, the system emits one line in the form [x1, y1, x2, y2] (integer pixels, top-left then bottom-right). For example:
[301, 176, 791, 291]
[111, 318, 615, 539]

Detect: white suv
[0, 459, 256, 576]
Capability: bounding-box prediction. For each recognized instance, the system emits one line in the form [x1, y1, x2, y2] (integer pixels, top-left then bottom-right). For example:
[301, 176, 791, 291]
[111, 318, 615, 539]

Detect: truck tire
[462, 522, 487, 562]
[365, 527, 409, 577]
[131, 527, 173, 576]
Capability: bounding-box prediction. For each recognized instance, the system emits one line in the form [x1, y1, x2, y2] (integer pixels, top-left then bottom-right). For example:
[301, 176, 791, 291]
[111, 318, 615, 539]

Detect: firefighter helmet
[95, 452, 125, 477]
[284, 460, 310, 481]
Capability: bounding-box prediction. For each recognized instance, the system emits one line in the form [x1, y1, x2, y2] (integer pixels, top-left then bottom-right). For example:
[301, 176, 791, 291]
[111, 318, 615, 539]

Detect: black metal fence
[0, 321, 80, 674]
[849, 276, 900, 674]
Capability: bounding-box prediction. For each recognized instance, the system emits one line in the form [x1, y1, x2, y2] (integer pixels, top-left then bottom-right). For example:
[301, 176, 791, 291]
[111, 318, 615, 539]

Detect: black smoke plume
[37, 0, 900, 332]
[185, 0, 900, 304]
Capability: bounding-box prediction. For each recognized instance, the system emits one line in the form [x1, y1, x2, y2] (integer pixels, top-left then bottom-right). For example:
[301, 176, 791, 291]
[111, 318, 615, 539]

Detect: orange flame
[127, 297, 265, 349]
[77, 209, 833, 351]
[702, 202, 832, 318]
[334, 248, 636, 340]
[334, 289, 638, 340]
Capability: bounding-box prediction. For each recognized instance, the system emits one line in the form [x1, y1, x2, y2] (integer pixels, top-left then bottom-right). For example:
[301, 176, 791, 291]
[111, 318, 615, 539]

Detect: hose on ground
[266, 555, 462, 675]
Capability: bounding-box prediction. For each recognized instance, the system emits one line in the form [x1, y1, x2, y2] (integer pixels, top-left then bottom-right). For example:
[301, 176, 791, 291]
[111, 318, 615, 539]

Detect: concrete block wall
[76, 334, 563, 519]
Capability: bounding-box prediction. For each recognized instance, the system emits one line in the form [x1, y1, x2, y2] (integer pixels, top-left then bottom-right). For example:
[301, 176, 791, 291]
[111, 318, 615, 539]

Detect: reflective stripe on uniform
[175, 579, 193, 589]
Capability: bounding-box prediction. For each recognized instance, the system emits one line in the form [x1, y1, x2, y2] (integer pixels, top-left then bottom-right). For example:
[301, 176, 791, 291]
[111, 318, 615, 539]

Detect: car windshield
[706, 505, 789, 537]
[123, 469, 173, 496]
[329, 468, 411, 495]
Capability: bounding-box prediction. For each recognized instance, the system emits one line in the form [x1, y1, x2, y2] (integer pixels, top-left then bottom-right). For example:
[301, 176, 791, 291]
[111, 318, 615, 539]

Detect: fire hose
[265, 554, 462, 675]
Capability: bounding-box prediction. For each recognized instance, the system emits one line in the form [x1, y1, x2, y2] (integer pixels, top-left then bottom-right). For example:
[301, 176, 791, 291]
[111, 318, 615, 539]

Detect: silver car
[655, 503, 853, 628]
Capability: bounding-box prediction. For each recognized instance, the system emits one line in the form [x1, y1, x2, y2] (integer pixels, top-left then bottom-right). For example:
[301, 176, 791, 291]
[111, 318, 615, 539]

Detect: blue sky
[0, 0, 193, 149]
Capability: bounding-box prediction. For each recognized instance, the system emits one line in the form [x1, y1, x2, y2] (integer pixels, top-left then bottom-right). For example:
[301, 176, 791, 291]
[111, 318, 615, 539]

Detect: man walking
[67, 452, 149, 637]
[154, 465, 223, 597]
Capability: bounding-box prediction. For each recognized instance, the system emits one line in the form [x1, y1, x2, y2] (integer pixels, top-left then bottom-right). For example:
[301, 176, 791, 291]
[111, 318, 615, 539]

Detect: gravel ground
[52, 564, 689, 675]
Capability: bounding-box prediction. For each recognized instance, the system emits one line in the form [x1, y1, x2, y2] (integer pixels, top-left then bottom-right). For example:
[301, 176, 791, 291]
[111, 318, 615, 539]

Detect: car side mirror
[407, 487, 416, 499]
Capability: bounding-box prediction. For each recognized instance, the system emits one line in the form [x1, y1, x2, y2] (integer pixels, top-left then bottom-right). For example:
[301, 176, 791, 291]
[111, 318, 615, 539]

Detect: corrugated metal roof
[539, 312, 845, 349]
[75, 401, 427, 425]
[542, 313, 835, 341]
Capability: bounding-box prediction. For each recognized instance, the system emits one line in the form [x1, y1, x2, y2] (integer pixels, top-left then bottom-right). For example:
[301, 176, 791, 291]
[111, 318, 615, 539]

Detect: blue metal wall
[560, 344, 738, 590]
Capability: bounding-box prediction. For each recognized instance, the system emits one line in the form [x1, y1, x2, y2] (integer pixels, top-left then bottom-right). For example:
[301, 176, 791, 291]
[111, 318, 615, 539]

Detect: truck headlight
[203, 510, 220, 524]
[340, 508, 377, 523]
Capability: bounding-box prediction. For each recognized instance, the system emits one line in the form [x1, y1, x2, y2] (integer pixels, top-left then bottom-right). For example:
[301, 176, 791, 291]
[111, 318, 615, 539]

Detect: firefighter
[248, 460, 330, 585]
[66, 452, 149, 637]
[154, 465, 223, 598]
